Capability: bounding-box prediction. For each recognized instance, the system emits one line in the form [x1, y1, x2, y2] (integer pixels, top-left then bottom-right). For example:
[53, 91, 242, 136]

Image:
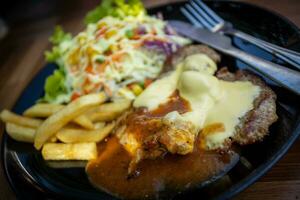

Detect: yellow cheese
[178, 71, 221, 130]
[181, 54, 217, 75]
[133, 64, 183, 110]
[203, 80, 260, 149]
[133, 53, 261, 149]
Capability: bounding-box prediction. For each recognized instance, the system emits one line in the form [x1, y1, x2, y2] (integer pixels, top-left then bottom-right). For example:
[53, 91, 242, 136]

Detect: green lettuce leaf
[45, 46, 61, 62]
[44, 26, 72, 63]
[42, 26, 72, 103]
[84, 0, 145, 24]
[49, 26, 72, 45]
[42, 69, 68, 102]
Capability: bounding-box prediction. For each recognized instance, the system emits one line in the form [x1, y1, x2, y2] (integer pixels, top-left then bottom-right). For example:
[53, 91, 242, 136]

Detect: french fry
[88, 99, 131, 122]
[57, 122, 115, 143]
[94, 122, 105, 129]
[6, 123, 36, 143]
[24, 104, 94, 130]
[34, 93, 107, 150]
[0, 110, 42, 128]
[23, 104, 64, 118]
[5, 123, 58, 143]
[42, 143, 97, 160]
[88, 112, 116, 122]
[73, 115, 94, 130]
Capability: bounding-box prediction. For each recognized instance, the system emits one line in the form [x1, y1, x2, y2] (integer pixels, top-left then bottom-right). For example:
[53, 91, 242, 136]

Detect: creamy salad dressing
[134, 54, 261, 149]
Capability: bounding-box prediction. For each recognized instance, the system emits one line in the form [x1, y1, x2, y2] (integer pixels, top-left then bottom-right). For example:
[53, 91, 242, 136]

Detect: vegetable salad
[44, 0, 190, 103]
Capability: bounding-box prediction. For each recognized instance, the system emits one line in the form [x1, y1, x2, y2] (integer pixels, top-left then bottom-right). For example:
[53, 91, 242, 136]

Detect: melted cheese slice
[134, 54, 261, 149]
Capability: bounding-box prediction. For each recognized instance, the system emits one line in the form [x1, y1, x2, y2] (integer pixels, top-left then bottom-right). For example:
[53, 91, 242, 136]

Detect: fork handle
[227, 46, 300, 95]
[225, 29, 300, 70]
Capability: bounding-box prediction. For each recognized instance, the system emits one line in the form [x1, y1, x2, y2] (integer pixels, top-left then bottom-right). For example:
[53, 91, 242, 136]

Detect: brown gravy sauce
[86, 90, 238, 199]
[148, 90, 191, 117]
[86, 137, 238, 199]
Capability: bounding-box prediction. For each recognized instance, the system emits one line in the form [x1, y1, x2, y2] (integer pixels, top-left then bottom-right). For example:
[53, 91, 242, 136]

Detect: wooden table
[0, 0, 299, 199]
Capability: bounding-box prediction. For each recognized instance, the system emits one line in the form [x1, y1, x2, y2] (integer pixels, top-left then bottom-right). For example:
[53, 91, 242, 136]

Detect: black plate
[2, 1, 300, 200]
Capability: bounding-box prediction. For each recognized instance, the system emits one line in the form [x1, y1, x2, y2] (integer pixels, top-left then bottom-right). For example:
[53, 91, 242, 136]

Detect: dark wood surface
[0, 0, 299, 199]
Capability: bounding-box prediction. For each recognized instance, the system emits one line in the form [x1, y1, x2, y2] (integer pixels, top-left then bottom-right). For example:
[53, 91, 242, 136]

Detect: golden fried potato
[73, 115, 94, 130]
[57, 122, 115, 143]
[5, 123, 58, 143]
[34, 93, 107, 150]
[0, 110, 42, 128]
[94, 122, 105, 129]
[88, 99, 131, 122]
[24, 104, 94, 130]
[23, 104, 64, 118]
[41, 143, 97, 160]
[5, 123, 36, 143]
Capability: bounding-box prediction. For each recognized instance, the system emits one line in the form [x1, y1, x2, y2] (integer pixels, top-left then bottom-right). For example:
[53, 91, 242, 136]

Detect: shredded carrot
[132, 35, 141, 40]
[92, 83, 102, 93]
[82, 78, 93, 94]
[96, 26, 108, 39]
[111, 52, 125, 62]
[71, 92, 81, 101]
[85, 65, 94, 74]
[144, 78, 153, 88]
[95, 60, 108, 73]
[133, 42, 142, 49]
[132, 30, 141, 40]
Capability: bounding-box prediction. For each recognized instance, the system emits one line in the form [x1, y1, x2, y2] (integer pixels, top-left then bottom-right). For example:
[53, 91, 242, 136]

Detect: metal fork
[181, 0, 300, 70]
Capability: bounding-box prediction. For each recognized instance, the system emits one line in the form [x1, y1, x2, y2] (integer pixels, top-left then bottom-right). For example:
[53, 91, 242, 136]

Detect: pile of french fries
[0, 93, 131, 161]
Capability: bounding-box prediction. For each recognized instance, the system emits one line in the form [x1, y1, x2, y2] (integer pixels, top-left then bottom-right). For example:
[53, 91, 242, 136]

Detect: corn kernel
[109, 44, 118, 52]
[97, 22, 107, 29]
[131, 84, 143, 96]
[105, 29, 117, 39]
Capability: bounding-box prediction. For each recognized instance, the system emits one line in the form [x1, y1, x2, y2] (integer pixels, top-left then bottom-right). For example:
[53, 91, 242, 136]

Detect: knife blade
[169, 20, 233, 52]
[168, 20, 300, 95]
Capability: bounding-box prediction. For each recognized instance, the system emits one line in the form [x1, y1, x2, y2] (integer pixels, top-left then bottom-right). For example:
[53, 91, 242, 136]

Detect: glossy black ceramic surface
[2, 1, 300, 200]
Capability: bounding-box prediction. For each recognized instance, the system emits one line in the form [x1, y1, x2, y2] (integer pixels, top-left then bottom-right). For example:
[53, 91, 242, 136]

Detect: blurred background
[0, 0, 299, 41]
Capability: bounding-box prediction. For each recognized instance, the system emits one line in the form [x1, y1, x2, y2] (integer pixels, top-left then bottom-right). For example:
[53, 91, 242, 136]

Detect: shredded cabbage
[42, 0, 190, 103]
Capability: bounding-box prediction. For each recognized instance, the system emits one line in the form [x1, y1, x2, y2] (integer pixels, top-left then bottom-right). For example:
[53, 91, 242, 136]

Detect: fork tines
[181, 0, 225, 31]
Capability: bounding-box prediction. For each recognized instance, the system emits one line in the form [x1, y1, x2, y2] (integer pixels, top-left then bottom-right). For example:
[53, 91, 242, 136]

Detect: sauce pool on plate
[86, 136, 239, 199]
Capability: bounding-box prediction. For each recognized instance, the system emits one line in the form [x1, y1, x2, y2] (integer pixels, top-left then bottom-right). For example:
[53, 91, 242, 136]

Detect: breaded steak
[216, 67, 278, 145]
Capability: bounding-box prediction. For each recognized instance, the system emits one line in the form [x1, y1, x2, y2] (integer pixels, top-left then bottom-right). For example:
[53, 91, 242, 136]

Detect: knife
[168, 20, 300, 95]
